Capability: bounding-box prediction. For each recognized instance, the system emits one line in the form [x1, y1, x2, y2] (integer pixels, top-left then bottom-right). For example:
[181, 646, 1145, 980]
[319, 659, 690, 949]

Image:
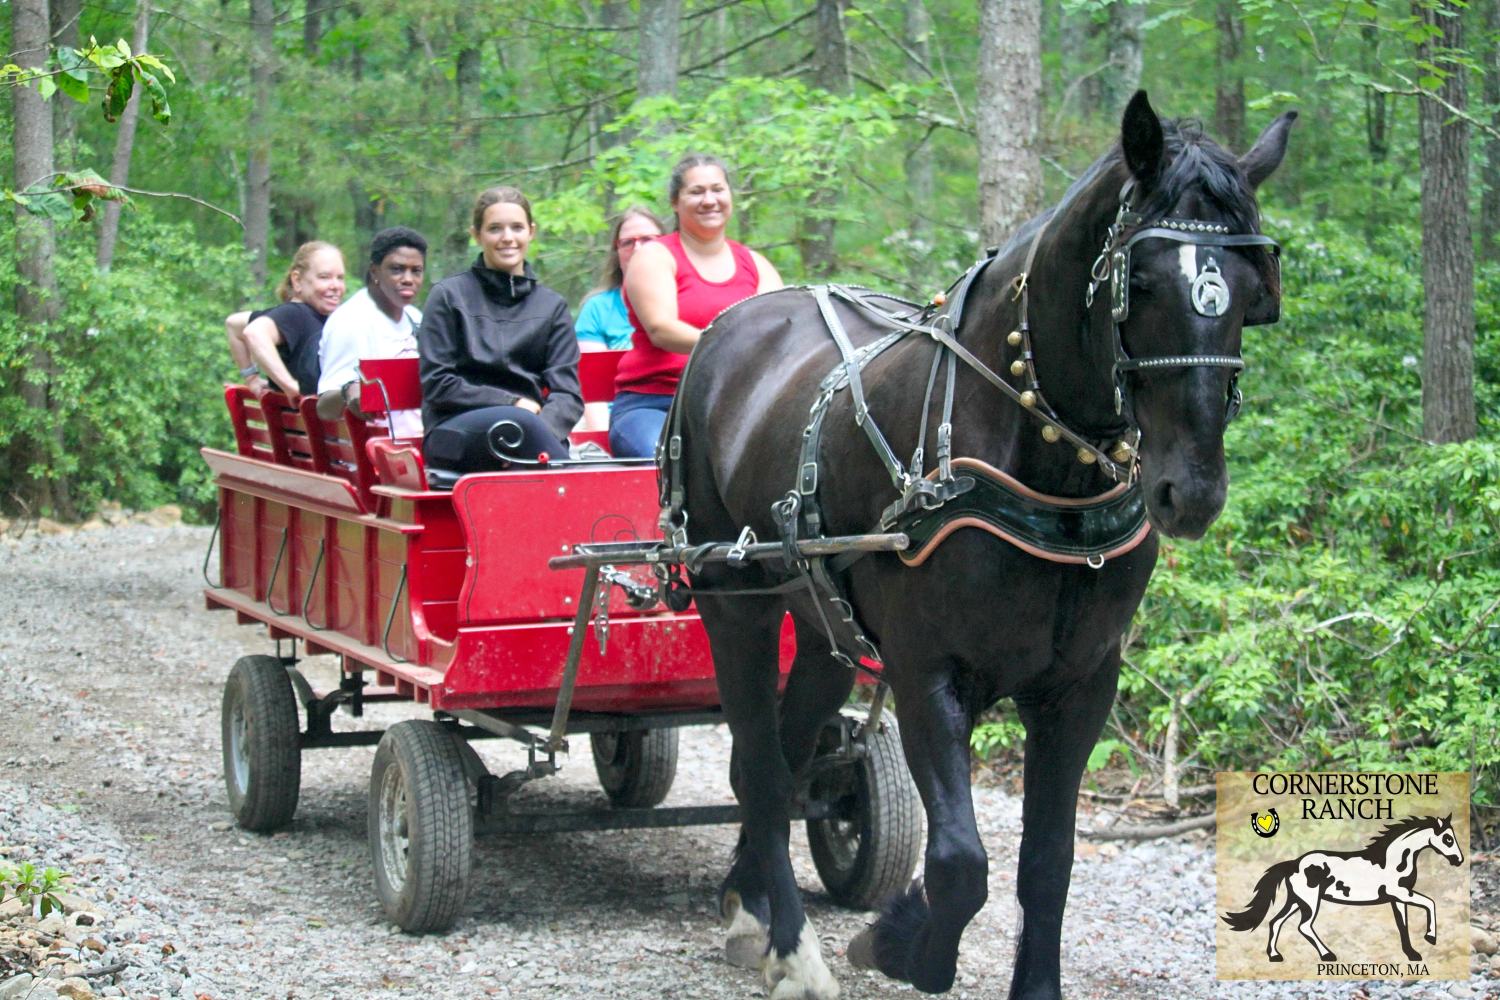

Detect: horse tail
[1222, 859, 1298, 932]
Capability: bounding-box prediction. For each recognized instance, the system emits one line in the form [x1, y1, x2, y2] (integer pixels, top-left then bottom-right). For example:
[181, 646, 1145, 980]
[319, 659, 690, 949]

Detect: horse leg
[1387, 885, 1438, 947]
[1292, 890, 1335, 961]
[1388, 899, 1421, 961]
[1006, 660, 1120, 1000]
[700, 595, 839, 1000]
[721, 618, 855, 974]
[849, 668, 987, 995]
[1265, 895, 1298, 961]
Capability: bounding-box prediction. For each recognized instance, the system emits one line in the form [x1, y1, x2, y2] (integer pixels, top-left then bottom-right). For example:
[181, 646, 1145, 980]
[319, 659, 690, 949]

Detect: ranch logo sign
[1215, 772, 1469, 982]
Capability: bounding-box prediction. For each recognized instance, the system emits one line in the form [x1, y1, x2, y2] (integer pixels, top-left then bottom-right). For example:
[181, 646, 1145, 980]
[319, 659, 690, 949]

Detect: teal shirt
[575, 288, 634, 351]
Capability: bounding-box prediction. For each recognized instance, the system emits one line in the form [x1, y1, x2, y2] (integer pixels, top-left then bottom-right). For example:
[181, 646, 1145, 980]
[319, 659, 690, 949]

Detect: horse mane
[1357, 814, 1445, 863]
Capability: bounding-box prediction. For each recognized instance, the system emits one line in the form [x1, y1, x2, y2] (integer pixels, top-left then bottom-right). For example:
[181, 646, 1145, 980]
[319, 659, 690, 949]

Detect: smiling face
[291, 247, 346, 316]
[615, 214, 663, 274]
[474, 201, 535, 275]
[672, 165, 733, 239]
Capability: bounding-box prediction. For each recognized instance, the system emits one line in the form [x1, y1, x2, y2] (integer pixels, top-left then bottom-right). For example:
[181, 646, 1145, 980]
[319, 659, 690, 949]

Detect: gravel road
[0, 522, 1495, 1000]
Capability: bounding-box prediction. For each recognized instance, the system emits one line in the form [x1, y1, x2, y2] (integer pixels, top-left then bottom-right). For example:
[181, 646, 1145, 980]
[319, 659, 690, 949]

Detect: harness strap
[813, 286, 908, 492]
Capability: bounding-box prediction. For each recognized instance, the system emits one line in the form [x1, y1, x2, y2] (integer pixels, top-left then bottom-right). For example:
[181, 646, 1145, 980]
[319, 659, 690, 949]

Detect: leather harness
[655, 182, 1281, 667]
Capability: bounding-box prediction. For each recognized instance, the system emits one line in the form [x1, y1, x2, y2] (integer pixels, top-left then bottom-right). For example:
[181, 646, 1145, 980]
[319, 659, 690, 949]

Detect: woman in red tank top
[610, 154, 783, 457]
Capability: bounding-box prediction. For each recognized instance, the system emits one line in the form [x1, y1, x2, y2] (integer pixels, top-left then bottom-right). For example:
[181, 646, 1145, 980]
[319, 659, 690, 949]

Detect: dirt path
[0, 523, 1491, 999]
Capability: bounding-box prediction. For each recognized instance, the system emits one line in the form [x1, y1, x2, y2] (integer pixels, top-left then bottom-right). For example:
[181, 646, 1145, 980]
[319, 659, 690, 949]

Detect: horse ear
[1239, 110, 1299, 188]
[1121, 90, 1164, 188]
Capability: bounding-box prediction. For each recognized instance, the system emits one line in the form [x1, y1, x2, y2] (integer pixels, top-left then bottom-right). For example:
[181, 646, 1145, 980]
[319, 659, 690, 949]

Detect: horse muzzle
[1140, 460, 1227, 540]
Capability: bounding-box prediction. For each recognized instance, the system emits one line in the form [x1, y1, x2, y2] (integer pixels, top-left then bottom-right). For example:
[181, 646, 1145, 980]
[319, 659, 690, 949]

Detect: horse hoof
[1425, 934, 1437, 945]
[765, 921, 839, 1000]
[1320, 952, 1336, 962]
[846, 925, 877, 970]
[1405, 951, 1422, 962]
[1268, 954, 1283, 963]
[721, 890, 768, 970]
[726, 933, 767, 970]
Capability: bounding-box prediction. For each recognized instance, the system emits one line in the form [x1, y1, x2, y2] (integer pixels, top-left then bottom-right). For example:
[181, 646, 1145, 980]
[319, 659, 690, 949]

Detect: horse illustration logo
[1251, 808, 1279, 838]
[1222, 814, 1464, 963]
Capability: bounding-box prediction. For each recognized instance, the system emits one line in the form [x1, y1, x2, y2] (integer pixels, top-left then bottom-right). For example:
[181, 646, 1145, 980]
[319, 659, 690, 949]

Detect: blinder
[1090, 191, 1282, 429]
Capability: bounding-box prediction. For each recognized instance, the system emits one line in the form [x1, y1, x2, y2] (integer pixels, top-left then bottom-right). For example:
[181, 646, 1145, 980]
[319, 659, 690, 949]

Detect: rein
[654, 180, 1281, 665]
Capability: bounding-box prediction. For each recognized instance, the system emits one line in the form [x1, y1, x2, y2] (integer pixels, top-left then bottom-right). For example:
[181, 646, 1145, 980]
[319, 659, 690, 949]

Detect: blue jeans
[608, 391, 673, 458]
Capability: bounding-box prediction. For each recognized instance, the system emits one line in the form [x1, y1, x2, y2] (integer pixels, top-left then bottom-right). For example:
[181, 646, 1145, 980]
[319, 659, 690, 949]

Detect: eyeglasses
[617, 236, 657, 250]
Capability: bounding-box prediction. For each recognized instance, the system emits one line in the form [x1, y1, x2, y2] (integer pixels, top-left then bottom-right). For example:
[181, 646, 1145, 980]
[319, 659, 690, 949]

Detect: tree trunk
[800, 0, 851, 278]
[1213, 1, 1245, 151]
[905, 0, 935, 245]
[245, 0, 275, 288]
[50, 0, 81, 157]
[1414, 0, 1476, 443]
[97, 0, 151, 271]
[1058, 6, 1098, 119]
[11, 0, 68, 517]
[1100, 0, 1143, 117]
[304, 0, 328, 57]
[977, 0, 1041, 247]
[1482, 0, 1500, 263]
[638, 0, 682, 99]
[1362, 24, 1388, 164]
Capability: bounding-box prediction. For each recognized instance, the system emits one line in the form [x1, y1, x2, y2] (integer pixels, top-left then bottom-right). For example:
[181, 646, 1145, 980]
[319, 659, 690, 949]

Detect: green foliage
[0, 211, 248, 516]
[4, 36, 175, 221]
[0, 860, 67, 918]
[1109, 214, 1500, 803]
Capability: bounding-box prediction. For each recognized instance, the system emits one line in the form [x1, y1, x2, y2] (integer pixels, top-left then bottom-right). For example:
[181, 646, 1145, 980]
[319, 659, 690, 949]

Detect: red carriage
[202, 350, 921, 931]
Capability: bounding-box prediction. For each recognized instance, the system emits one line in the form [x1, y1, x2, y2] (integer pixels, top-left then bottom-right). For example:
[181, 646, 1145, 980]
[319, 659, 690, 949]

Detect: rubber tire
[369, 721, 473, 933]
[807, 714, 924, 910]
[590, 727, 679, 808]
[221, 654, 302, 832]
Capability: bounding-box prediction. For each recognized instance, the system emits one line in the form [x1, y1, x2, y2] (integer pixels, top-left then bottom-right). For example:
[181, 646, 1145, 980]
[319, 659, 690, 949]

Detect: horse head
[1107, 91, 1295, 538]
[1424, 814, 1466, 867]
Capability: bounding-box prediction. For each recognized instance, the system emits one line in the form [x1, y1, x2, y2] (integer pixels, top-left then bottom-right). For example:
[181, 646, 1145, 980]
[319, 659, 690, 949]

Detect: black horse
[670, 91, 1294, 998]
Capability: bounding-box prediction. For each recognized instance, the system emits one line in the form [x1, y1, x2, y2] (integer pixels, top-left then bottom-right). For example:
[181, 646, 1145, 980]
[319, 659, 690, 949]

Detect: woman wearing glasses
[610, 154, 782, 458]
[575, 207, 666, 352]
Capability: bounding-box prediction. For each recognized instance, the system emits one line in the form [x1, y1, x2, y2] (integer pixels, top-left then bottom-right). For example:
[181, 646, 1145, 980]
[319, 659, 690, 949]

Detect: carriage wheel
[369, 720, 473, 933]
[807, 714, 923, 910]
[222, 655, 302, 832]
[590, 728, 679, 808]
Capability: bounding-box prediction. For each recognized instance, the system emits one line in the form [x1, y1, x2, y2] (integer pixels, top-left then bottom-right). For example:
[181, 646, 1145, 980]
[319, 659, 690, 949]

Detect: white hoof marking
[765, 920, 839, 1000]
[721, 890, 768, 971]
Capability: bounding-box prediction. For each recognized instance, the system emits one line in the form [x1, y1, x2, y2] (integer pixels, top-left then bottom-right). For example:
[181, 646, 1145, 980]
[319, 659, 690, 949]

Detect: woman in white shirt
[315, 226, 428, 434]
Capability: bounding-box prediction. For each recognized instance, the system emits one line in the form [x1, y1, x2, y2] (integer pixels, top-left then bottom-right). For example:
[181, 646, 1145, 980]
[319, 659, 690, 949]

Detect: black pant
[424, 406, 569, 475]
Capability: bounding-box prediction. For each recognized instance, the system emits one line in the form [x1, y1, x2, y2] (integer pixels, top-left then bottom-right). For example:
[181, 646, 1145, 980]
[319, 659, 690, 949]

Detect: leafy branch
[0, 861, 67, 919]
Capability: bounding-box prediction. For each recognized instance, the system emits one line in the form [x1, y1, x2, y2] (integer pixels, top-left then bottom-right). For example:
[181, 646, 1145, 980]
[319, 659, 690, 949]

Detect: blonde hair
[275, 240, 341, 302]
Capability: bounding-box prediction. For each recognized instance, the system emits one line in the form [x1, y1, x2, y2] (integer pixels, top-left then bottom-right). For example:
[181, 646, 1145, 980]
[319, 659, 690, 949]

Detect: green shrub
[0, 210, 249, 517]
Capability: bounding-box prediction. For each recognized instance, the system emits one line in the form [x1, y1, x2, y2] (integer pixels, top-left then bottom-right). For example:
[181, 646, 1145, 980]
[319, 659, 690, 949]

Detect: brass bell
[1007, 329, 1023, 347]
[1020, 390, 1037, 408]
[1109, 439, 1135, 463]
[1077, 447, 1097, 465]
[932, 291, 947, 306]
[1041, 425, 1061, 443]
[1010, 359, 1026, 377]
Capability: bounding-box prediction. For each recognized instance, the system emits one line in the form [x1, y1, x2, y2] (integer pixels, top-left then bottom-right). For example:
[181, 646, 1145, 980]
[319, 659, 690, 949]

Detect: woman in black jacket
[419, 187, 583, 480]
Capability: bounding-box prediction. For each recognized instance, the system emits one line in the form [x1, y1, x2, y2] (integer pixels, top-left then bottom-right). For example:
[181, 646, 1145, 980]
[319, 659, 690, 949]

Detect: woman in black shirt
[419, 187, 582, 479]
[230, 241, 347, 400]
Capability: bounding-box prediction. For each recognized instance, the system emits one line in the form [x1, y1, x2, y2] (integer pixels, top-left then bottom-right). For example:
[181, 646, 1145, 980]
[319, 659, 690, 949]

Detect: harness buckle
[668, 435, 682, 461]
[799, 461, 819, 495]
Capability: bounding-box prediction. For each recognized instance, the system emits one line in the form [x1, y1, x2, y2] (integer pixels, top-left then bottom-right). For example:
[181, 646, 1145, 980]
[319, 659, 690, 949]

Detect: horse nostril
[1152, 480, 1176, 518]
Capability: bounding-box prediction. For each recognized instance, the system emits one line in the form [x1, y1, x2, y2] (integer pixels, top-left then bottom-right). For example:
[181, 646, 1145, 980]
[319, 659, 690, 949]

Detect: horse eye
[1443, 833, 1453, 844]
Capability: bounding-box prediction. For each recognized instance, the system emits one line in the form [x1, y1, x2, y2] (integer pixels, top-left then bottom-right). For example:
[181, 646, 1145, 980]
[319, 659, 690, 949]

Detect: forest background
[2, 0, 1498, 835]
